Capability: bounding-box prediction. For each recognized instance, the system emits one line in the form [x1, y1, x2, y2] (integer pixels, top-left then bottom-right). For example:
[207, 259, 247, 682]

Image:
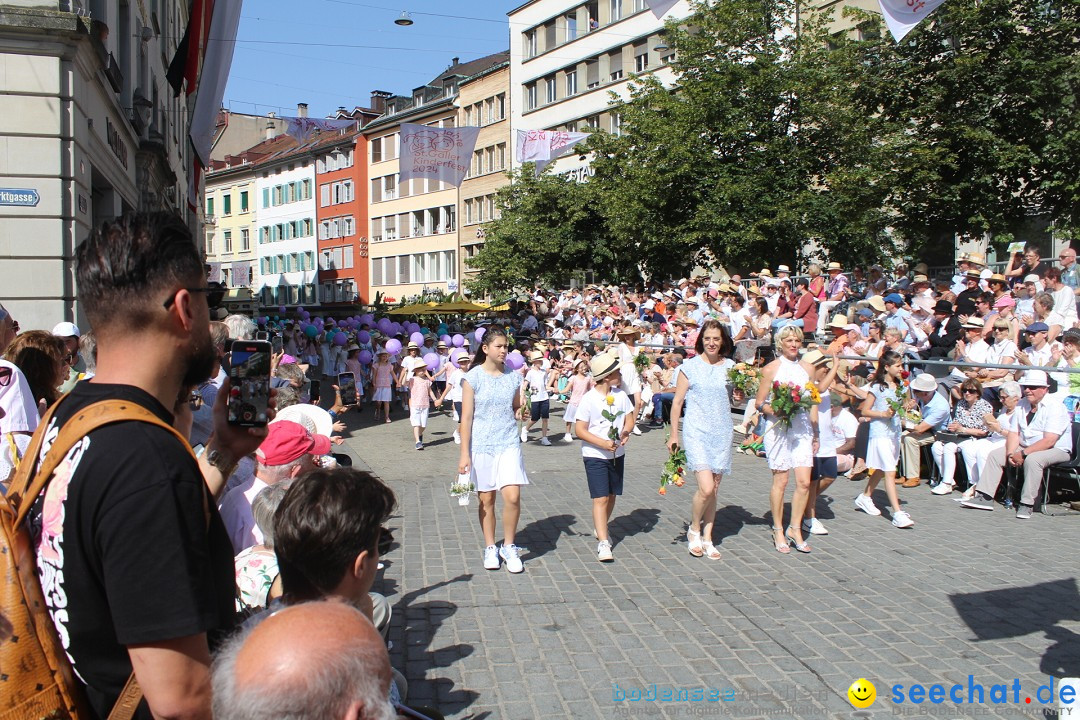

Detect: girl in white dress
[754, 326, 818, 554]
[616, 327, 644, 433]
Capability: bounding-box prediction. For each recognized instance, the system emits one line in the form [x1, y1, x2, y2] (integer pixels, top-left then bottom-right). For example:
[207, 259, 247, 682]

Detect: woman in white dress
[616, 327, 645, 433]
[458, 326, 530, 574]
[754, 326, 818, 553]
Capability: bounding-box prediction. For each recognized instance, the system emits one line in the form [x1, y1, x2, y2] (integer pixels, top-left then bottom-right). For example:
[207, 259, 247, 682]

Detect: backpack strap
[11, 399, 195, 529]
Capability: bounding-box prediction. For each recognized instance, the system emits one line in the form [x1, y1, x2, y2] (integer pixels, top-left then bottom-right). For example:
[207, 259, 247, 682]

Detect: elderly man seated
[961, 370, 1072, 518]
[899, 373, 952, 488]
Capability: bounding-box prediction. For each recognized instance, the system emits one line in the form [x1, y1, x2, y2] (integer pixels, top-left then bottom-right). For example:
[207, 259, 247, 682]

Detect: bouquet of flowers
[633, 352, 652, 374]
[768, 380, 820, 430]
[886, 370, 921, 424]
[727, 362, 761, 397]
[659, 446, 688, 495]
[450, 475, 476, 507]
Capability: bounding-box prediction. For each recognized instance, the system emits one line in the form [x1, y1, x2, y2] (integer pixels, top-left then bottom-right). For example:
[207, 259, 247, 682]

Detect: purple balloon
[257, 316, 268, 326]
[357, 330, 371, 344]
[440, 334, 451, 345]
[377, 319, 392, 333]
[450, 348, 467, 364]
[361, 314, 374, 326]
[333, 331, 349, 346]
[475, 327, 486, 342]
[279, 305, 287, 314]
[384, 339, 402, 355]
[297, 306, 305, 313]
[410, 331, 424, 345]
[423, 353, 440, 372]
[452, 334, 464, 347]
[358, 349, 373, 365]
[505, 351, 524, 370]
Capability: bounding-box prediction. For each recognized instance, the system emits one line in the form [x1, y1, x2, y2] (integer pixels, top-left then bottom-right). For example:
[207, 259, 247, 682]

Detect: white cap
[643, 300, 655, 310]
[1018, 370, 1049, 387]
[51, 321, 80, 338]
[1023, 274, 1040, 284]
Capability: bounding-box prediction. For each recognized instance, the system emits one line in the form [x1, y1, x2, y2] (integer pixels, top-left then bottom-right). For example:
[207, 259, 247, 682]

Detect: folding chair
[1039, 422, 1080, 516]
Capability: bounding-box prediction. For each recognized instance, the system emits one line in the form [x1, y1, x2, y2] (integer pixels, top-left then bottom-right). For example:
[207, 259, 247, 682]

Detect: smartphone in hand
[338, 372, 357, 405]
[228, 340, 272, 426]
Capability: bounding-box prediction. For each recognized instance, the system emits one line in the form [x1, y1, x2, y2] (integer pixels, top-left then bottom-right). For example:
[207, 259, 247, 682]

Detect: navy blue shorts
[453, 401, 462, 418]
[812, 456, 838, 481]
[530, 399, 550, 421]
[584, 456, 625, 499]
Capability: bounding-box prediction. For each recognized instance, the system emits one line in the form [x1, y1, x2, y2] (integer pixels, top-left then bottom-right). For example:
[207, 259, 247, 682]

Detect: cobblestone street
[339, 403, 1080, 720]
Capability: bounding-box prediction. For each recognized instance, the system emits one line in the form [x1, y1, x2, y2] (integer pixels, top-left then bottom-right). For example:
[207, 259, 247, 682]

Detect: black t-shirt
[31, 382, 236, 719]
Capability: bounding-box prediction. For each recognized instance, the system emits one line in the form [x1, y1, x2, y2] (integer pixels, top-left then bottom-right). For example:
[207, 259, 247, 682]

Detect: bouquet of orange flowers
[768, 380, 820, 429]
[727, 362, 761, 396]
[659, 446, 688, 495]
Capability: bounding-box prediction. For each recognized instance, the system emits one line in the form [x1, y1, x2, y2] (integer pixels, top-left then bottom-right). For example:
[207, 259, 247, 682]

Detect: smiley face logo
[848, 678, 876, 709]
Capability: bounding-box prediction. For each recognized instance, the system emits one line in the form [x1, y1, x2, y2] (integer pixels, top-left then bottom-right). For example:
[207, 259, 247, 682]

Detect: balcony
[205, 215, 217, 226]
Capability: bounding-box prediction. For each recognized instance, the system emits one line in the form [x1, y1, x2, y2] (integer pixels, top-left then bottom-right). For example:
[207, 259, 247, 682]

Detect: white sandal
[687, 528, 704, 557]
[702, 541, 722, 560]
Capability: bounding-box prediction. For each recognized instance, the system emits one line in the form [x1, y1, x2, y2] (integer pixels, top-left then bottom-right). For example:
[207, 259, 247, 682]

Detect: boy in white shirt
[521, 351, 556, 445]
[574, 353, 636, 562]
[437, 354, 470, 445]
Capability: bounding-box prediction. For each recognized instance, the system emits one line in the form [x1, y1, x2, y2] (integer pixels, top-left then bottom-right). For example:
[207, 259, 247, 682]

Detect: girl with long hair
[458, 326, 530, 573]
[854, 350, 914, 527]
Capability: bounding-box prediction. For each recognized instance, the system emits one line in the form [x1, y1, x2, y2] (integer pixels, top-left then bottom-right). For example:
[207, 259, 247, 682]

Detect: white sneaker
[499, 544, 524, 573]
[931, 482, 954, 495]
[520, 427, 528, 443]
[597, 540, 613, 562]
[631, 425, 642, 436]
[483, 545, 500, 570]
[891, 510, 915, 528]
[802, 518, 829, 535]
[854, 493, 882, 516]
[563, 433, 573, 443]
[453, 430, 461, 445]
[539, 436, 552, 446]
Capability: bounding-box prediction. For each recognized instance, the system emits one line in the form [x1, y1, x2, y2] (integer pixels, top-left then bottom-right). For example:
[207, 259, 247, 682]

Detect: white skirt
[372, 387, 392, 402]
[471, 445, 530, 492]
[563, 402, 580, 424]
[866, 436, 900, 473]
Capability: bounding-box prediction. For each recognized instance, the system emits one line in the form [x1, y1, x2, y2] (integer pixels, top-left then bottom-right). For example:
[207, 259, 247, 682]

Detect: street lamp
[394, 11, 414, 26]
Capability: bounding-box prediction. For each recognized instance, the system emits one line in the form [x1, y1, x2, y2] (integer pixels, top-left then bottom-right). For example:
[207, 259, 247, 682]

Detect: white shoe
[631, 425, 642, 436]
[499, 544, 524, 573]
[520, 427, 528, 443]
[563, 433, 573, 443]
[539, 436, 552, 446]
[802, 518, 829, 535]
[931, 482, 954, 495]
[453, 430, 461, 445]
[891, 510, 915, 528]
[483, 545, 500, 570]
[597, 540, 613, 562]
[854, 493, 882, 516]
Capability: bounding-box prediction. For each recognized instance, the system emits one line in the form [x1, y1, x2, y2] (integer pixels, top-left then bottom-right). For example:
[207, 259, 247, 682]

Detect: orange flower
[658, 486, 667, 495]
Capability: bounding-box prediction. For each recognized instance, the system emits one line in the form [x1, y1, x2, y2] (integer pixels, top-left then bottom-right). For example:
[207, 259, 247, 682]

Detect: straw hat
[828, 315, 849, 331]
[759, 269, 773, 278]
[802, 349, 829, 366]
[528, 350, 544, 363]
[865, 296, 886, 313]
[616, 326, 641, 337]
[826, 262, 843, 272]
[589, 352, 621, 382]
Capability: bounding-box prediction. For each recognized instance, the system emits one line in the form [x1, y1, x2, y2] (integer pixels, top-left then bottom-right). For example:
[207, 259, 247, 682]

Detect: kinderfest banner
[878, 0, 950, 42]
[398, 123, 482, 188]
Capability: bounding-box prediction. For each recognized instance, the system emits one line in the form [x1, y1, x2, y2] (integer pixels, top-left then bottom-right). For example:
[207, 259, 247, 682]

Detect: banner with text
[284, 117, 356, 144]
[398, 123, 482, 188]
[878, 0, 949, 42]
[646, 0, 681, 19]
[516, 130, 590, 175]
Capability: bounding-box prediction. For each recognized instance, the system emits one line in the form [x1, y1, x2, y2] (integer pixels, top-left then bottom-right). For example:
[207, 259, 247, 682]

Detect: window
[635, 0, 647, 10]
[262, 188, 269, 208]
[205, 197, 214, 216]
[240, 190, 249, 212]
[206, 234, 213, 255]
[343, 246, 354, 269]
[661, 52, 676, 64]
[496, 143, 506, 171]
[526, 83, 537, 111]
[384, 175, 396, 200]
[544, 23, 555, 51]
[302, 179, 311, 200]
[371, 137, 382, 163]
[609, 51, 624, 81]
[223, 230, 232, 253]
[635, 51, 649, 73]
[524, 30, 537, 58]
[546, 77, 557, 104]
[610, 0, 622, 21]
[398, 256, 410, 284]
[495, 93, 505, 121]
[241, 228, 250, 250]
[222, 194, 231, 215]
[321, 183, 331, 206]
[566, 14, 577, 41]
[586, 58, 600, 88]
[566, 70, 578, 96]
[611, 112, 622, 136]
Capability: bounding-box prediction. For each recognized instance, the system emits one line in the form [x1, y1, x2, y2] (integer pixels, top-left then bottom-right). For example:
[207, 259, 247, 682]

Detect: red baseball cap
[256, 420, 331, 465]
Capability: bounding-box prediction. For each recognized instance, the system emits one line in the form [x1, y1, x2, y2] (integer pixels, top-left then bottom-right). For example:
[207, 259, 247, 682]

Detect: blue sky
[224, 0, 520, 118]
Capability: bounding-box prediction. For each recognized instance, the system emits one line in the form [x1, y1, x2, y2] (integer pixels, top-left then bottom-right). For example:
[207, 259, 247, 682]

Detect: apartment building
[0, 0, 195, 330]
[508, 0, 691, 177]
[314, 130, 368, 306]
[363, 52, 509, 302]
[203, 165, 256, 289]
[458, 59, 512, 284]
[255, 142, 318, 307]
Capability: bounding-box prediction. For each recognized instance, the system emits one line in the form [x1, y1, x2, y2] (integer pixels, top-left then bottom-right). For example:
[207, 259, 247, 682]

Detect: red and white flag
[878, 0, 949, 42]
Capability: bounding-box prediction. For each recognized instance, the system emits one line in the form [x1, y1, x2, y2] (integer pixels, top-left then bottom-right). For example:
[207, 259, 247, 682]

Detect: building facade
[457, 60, 511, 284]
[314, 130, 368, 306]
[508, 0, 690, 177]
[203, 159, 257, 290]
[255, 143, 318, 308]
[0, 0, 195, 330]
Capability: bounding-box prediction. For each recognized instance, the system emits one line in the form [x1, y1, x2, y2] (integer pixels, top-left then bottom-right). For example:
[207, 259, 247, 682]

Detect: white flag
[189, 0, 243, 165]
[878, 0, 949, 42]
[398, 123, 482, 188]
[645, 0, 681, 19]
[515, 130, 590, 175]
[284, 117, 356, 144]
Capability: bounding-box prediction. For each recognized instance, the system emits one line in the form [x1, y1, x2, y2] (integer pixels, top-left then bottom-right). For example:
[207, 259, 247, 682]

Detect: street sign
[0, 188, 40, 207]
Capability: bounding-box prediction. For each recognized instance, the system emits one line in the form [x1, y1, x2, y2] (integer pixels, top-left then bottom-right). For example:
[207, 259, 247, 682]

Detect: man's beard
[182, 331, 217, 387]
